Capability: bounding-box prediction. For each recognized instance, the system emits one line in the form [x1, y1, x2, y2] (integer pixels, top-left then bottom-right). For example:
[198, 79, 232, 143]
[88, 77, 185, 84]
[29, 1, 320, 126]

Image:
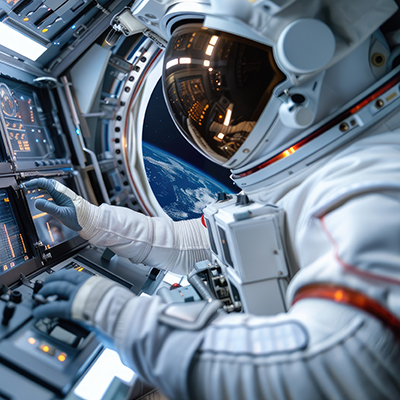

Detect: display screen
[25, 182, 79, 250]
[0, 81, 54, 159]
[0, 189, 30, 273]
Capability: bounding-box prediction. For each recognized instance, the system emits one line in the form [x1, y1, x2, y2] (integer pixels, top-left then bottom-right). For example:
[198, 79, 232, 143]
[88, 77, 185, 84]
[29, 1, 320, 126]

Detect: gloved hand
[34, 269, 134, 337]
[33, 269, 91, 319]
[23, 178, 97, 232]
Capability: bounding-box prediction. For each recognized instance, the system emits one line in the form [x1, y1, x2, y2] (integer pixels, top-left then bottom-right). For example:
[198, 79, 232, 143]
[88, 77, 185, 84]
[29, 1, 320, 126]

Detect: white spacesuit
[30, 0, 400, 399]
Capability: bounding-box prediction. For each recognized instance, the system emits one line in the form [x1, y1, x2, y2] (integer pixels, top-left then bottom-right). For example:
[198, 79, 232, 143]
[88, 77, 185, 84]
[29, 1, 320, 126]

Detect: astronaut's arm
[85, 203, 211, 275]
[23, 178, 211, 275]
[110, 295, 312, 400]
[34, 270, 310, 400]
[100, 191, 400, 400]
[32, 191, 400, 400]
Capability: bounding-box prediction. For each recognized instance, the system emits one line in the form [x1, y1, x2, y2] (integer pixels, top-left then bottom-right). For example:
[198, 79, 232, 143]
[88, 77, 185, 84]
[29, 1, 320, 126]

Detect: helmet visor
[162, 24, 286, 165]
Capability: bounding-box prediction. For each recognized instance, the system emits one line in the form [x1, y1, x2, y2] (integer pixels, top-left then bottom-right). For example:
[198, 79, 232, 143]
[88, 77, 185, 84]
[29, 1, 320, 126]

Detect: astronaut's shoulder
[329, 131, 400, 174]
[342, 130, 400, 158]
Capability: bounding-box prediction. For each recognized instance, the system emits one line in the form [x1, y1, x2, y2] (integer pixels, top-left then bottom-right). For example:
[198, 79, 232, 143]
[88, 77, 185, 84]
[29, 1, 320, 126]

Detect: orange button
[28, 337, 36, 345]
[39, 343, 55, 356]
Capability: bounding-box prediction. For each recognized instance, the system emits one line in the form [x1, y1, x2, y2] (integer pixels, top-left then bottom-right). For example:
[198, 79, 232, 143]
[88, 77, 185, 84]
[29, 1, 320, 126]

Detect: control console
[0, 264, 102, 399]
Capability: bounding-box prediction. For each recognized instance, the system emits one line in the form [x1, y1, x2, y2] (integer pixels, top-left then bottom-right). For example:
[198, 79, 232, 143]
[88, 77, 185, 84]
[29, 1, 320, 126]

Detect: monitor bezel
[0, 178, 38, 287]
[0, 174, 88, 288]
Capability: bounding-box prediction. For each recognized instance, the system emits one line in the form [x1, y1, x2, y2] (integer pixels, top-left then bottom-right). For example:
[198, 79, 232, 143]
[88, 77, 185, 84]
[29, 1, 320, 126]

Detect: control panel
[0, 75, 71, 172]
[0, 82, 54, 160]
[0, 12, 192, 397]
[0, 188, 31, 272]
[0, 262, 102, 400]
[0, 69, 157, 399]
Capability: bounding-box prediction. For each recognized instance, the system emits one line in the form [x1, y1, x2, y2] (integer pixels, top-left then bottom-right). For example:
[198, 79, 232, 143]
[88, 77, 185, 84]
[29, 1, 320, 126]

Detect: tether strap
[292, 283, 400, 337]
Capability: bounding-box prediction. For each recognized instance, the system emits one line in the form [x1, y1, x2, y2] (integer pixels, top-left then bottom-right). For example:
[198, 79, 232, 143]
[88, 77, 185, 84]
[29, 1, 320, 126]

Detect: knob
[217, 192, 228, 201]
[10, 290, 22, 304]
[291, 94, 306, 104]
[33, 280, 44, 294]
[0, 9, 6, 22]
[0, 284, 9, 296]
[105, 29, 122, 46]
[236, 193, 250, 206]
[2, 302, 15, 326]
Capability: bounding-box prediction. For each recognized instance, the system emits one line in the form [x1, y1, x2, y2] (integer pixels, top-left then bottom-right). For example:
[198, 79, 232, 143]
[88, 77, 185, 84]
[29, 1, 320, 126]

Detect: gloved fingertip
[21, 179, 38, 189]
[33, 302, 69, 320]
[32, 306, 53, 319]
[35, 198, 61, 215]
[34, 198, 49, 212]
[37, 280, 76, 299]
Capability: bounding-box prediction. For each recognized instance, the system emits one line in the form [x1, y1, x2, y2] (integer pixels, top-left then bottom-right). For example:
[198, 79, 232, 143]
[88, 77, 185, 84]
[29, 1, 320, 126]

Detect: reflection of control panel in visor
[25, 187, 79, 250]
[163, 25, 286, 165]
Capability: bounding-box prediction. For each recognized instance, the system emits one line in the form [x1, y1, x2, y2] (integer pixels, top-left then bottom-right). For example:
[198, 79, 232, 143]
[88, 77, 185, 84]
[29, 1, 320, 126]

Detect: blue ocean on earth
[143, 143, 233, 221]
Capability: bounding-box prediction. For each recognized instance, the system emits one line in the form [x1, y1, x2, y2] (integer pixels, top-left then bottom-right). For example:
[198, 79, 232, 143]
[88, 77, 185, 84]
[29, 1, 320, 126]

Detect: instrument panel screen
[0, 189, 30, 273]
[25, 185, 79, 250]
[0, 82, 54, 160]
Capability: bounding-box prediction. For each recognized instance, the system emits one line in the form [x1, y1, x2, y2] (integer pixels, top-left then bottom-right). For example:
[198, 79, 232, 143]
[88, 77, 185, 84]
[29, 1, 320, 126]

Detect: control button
[28, 337, 37, 345]
[33, 280, 44, 294]
[57, 352, 67, 363]
[217, 192, 228, 201]
[0, 283, 9, 296]
[10, 290, 22, 303]
[170, 283, 181, 290]
[236, 193, 250, 206]
[148, 268, 160, 281]
[291, 94, 306, 104]
[2, 301, 15, 326]
[39, 342, 55, 356]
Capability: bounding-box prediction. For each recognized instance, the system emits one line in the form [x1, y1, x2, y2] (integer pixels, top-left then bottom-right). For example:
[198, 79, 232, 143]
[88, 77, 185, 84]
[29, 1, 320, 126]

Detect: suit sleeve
[78, 203, 211, 275]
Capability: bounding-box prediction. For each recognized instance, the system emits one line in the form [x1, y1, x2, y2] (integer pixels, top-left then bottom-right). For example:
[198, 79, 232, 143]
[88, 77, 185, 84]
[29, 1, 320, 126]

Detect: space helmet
[131, 0, 400, 188]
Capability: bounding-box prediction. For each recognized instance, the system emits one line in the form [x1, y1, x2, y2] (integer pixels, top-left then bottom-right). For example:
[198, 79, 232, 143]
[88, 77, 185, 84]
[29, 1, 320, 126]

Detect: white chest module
[202, 193, 296, 316]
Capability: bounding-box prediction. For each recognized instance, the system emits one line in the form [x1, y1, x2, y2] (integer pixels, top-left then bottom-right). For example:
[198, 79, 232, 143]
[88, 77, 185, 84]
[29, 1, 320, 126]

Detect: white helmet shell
[276, 18, 335, 75]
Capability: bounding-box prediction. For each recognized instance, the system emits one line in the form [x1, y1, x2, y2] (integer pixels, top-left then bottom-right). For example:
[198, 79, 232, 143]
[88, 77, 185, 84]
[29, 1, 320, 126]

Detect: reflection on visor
[163, 24, 286, 165]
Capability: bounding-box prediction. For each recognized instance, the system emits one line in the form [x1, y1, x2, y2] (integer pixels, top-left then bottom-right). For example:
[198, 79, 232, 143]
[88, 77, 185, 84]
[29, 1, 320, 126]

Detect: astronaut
[26, 0, 400, 399]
